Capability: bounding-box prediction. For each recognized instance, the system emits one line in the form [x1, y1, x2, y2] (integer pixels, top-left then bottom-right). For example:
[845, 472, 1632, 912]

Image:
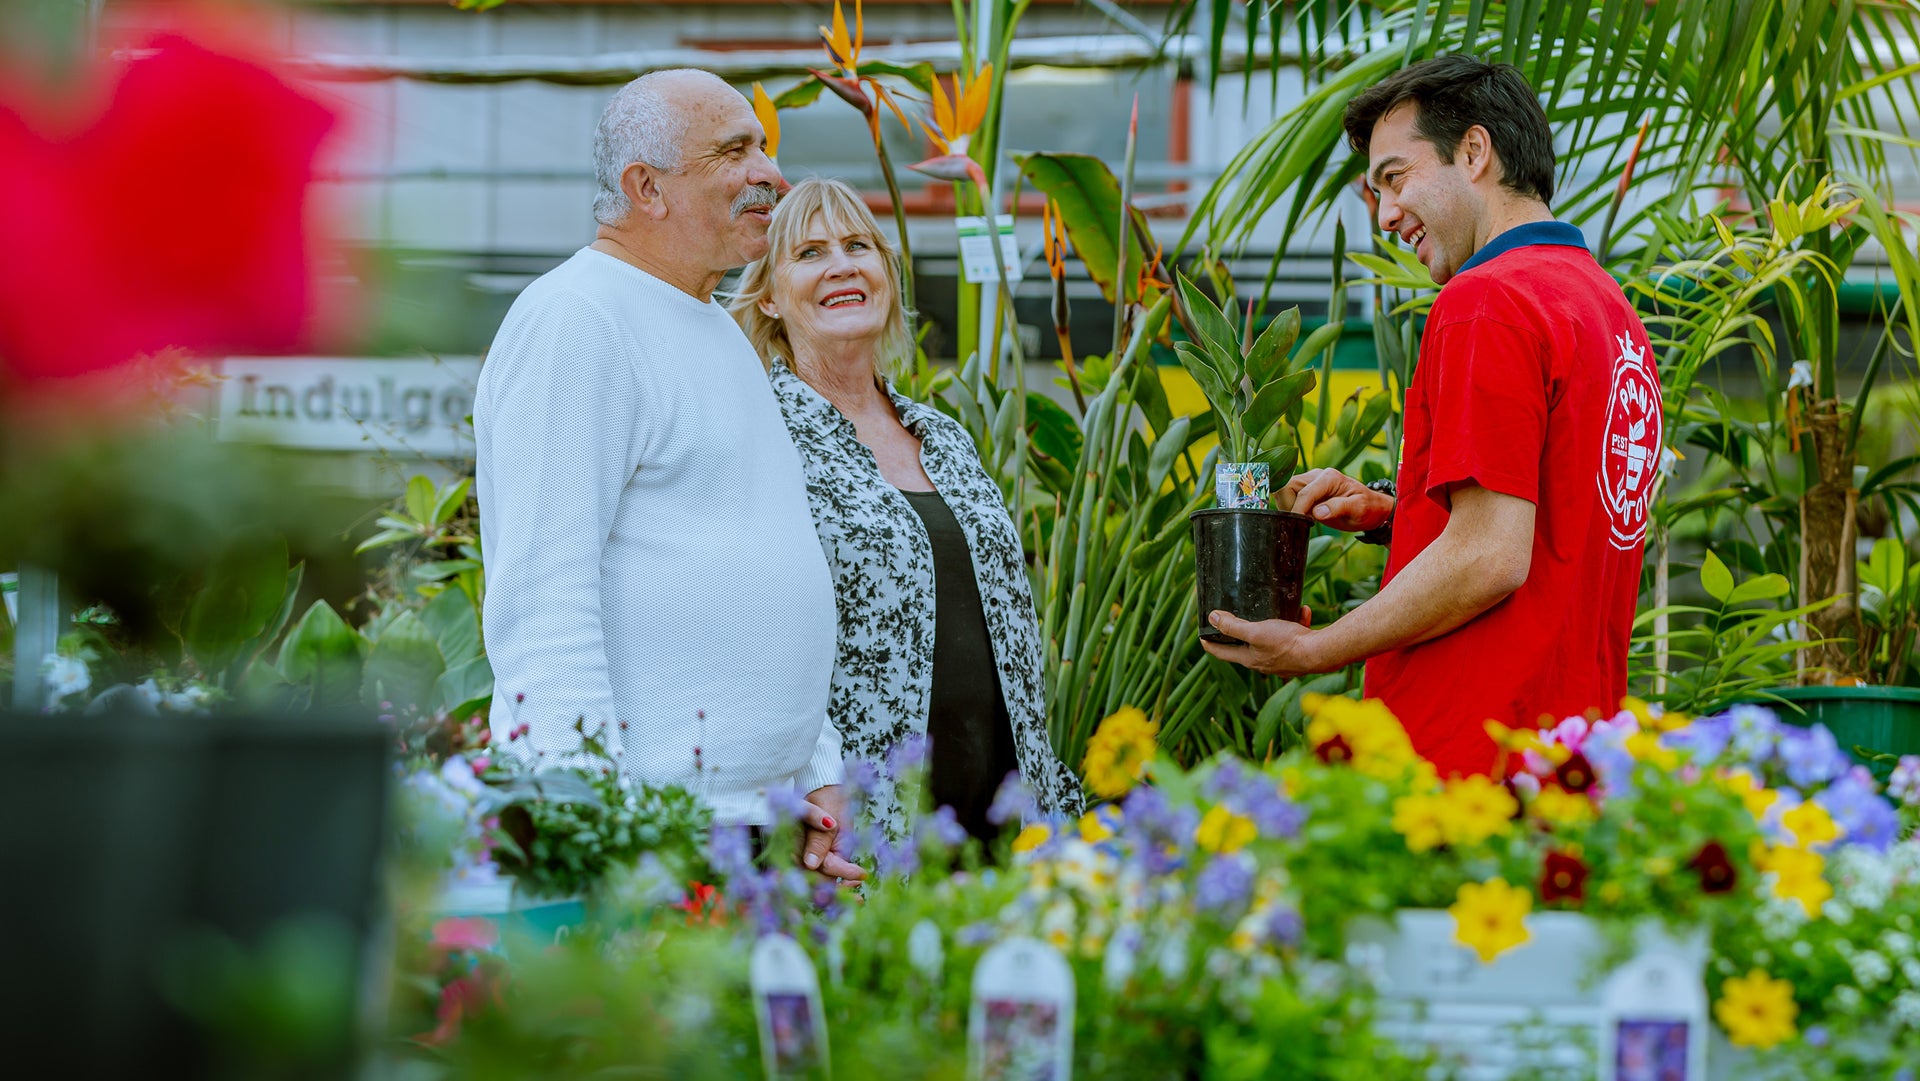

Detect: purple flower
[844, 758, 883, 800]
[1202, 759, 1249, 803]
[1888, 756, 1920, 806]
[919, 804, 970, 849]
[1815, 768, 1901, 852]
[956, 922, 996, 948]
[1803, 1025, 1829, 1048]
[875, 835, 920, 877]
[710, 825, 754, 878]
[1194, 855, 1255, 918]
[886, 733, 932, 777]
[1726, 704, 1781, 764]
[1581, 718, 1638, 796]
[987, 772, 1037, 826]
[1779, 724, 1849, 789]
[1265, 906, 1304, 947]
[1663, 712, 1732, 764]
[767, 785, 814, 824]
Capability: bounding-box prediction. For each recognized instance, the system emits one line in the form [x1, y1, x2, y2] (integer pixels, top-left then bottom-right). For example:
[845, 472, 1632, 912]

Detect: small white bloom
[42, 653, 91, 702]
[1154, 929, 1189, 980]
[1658, 446, 1681, 478]
[1894, 991, 1920, 1030]
[1791, 940, 1813, 958]
[163, 684, 212, 714]
[1102, 927, 1138, 991]
[1834, 985, 1863, 1011]
[907, 919, 944, 981]
[1901, 957, 1920, 987]
[1882, 931, 1914, 957]
[1786, 360, 1814, 392]
[1849, 950, 1892, 988]
[135, 679, 164, 709]
[1827, 900, 1855, 926]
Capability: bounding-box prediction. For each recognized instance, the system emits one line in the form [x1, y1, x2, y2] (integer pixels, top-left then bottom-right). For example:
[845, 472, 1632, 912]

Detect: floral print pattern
[769, 360, 1084, 839]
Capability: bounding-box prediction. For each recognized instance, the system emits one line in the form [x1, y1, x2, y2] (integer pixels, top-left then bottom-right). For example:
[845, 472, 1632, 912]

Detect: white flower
[907, 919, 944, 981]
[1658, 446, 1681, 478]
[1827, 900, 1856, 926]
[1834, 985, 1863, 1012]
[135, 679, 165, 709]
[1758, 896, 1809, 940]
[1831, 846, 1896, 909]
[1102, 927, 1139, 991]
[1849, 950, 1892, 988]
[42, 653, 91, 702]
[1154, 929, 1189, 980]
[1791, 940, 1813, 958]
[1894, 991, 1920, 1030]
[437, 755, 489, 800]
[1786, 360, 1814, 392]
[163, 684, 212, 713]
[1040, 898, 1077, 952]
[1882, 931, 1915, 958]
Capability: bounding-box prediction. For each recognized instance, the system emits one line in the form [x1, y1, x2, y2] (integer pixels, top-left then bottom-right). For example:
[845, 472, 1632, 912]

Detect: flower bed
[390, 696, 1920, 1079]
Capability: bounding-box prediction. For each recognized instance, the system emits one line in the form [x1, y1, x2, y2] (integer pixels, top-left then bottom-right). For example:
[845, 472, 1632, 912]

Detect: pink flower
[430, 916, 499, 952]
[469, 757, 491, 776]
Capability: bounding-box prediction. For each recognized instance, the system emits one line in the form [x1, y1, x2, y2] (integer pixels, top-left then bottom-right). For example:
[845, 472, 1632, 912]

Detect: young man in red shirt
[1204, 55, 1663, 778]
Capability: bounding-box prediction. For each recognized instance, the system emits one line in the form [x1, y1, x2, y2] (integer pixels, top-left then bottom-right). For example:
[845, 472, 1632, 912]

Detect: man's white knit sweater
[474, 247, 840, 826]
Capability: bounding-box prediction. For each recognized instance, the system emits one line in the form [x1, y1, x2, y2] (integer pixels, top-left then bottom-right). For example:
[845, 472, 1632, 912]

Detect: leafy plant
[1634, 550, 1838, 714]
[1170, 273, 1317, 479]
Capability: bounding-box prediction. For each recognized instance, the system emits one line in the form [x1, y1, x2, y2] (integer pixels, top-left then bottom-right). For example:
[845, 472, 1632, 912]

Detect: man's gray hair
[592, 69, 716, 226]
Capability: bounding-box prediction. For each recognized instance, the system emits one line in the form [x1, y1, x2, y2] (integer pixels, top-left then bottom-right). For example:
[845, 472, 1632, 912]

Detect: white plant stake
[751, 934, 831, 1081]
[1598, 950, 1708, 1081]
[969, 936, 1074, 1081]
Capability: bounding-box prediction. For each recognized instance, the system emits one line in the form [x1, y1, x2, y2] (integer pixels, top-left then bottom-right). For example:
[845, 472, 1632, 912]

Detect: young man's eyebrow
[1368, 154, 1407, 188]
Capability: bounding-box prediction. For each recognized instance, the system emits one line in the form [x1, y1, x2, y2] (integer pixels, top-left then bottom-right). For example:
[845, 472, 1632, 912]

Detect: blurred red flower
[0, 33, 334, 384]
[1539, 848, 1589, 904]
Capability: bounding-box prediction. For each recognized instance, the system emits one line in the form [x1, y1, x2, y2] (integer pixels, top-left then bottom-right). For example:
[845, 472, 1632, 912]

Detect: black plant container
[0, 711, 390, 1080]
[1191, 507, 1314, 644]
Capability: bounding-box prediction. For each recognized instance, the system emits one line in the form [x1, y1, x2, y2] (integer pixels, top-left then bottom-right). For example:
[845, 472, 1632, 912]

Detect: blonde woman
[730, 178, 1082, 843]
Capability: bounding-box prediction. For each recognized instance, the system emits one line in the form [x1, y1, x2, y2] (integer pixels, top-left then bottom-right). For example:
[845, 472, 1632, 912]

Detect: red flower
[1688, 839, 1737, 895]
[1539, 849, 1589, 904]
[417, 972, 497, 1046]
[675, 881, 726, 927]
[0, 33, 335, 384]
[429, 916, 499, 953]
[1555, 752, 1597, 794]
[1313, 734, 1354, 765]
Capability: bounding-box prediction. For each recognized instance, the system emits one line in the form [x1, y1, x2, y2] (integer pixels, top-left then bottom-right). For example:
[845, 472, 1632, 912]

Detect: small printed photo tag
[1215, 462, 1270, 509]
[969, 937, 1074, 1081]
[751, 934, 831, 1081]
[1598, 952, 1706, 1081]
[957, 215, 1024, 285]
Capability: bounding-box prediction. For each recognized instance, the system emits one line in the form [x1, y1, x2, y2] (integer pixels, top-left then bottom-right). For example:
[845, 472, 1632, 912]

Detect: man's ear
[623, 161, 669, 220]
[1460, 125, 1498, 185]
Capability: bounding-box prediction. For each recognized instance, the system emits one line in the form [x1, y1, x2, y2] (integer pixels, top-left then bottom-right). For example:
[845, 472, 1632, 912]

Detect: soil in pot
[1191, 507, 1314, 645]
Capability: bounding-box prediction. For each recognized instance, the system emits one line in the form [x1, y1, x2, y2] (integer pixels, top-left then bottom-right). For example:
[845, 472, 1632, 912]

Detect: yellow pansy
[1079, 810, 1115, 844]
[1722, 769, 1779, 821]
[1437, 775, 1518, 847]
[1714, 970, 1799, 1049]
[1082, 706, 1158, 798]
[1780, 801, 1843, 848]
[1624, 731, 1679, 771]
[1529, 785, 1596, 827]
[1391, 792, 1449, 853]
[1449, 878, 1533, 964]
[1758, 844, 1832, 918]
[1195, 804, 1257, 855]
[1302, 694, 1421, 781]
[1011, 824, 1052, 854]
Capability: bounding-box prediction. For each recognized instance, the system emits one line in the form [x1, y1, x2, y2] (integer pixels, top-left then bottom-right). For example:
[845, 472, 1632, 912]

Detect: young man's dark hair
[1342, 54, 1556, 205]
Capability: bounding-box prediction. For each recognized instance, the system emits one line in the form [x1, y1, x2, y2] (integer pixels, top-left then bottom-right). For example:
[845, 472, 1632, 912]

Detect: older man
[475, 69, 860, 879]
[1205, 56, 1662, 778]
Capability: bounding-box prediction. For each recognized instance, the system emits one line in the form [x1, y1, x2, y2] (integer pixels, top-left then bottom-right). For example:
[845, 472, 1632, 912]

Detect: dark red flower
[0, 34, 335, 384]
[1555, 752, 1597, 794]
[1539, 848, 1589, 904]
[1314, 733, 1354, 765]
[1687, 839, 1737, 895]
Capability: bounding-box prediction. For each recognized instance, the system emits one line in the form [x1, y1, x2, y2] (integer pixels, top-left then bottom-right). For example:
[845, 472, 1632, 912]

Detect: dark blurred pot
[1191, 507, 1314, 644]
[0, 712, 390, 1079]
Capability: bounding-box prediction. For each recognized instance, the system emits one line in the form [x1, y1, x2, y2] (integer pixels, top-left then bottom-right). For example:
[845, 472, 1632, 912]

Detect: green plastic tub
[1762, 685, 1920, 772]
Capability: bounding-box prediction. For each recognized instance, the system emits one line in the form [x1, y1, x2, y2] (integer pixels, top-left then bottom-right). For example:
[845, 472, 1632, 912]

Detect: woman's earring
[772, 312, 783, 320]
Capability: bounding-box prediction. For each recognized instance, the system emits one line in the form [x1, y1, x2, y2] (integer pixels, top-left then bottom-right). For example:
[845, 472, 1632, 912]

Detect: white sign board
[956, 215, 1024, 285]
[215, 356, 482, 456]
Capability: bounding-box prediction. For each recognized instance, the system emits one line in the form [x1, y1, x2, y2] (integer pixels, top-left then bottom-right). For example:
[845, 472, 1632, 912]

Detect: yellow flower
[749, 82, 781, 159]
[1082, 706, 1158, 798]
[1302, 693, 1421, 780]
[1623, 696, 1690, 733]
[1714, 970, 1799, 1049]
[1529, 785, 1596, 827]
[1758, 844, 1832, 917]
[1078, 809, 1114, 844]
[1781, 801, 1843, 848]
[1195, 804, 1256, 855]
[1011, 824, 1052, 854]
[1624, 731, 1679, 771]
[1391, 792, 1449, 853]
[1437, 775, 1518, 847]
[1722, 770, 1778, 821]
[1449, 878, 1532, 964]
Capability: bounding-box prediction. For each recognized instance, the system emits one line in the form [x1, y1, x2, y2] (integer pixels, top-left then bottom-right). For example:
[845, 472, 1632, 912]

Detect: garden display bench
[1347, 910, 1710, 1081]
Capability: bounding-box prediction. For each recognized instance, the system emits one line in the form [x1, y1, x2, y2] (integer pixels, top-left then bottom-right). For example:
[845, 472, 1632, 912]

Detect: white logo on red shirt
[1597, 332, 1662, 550]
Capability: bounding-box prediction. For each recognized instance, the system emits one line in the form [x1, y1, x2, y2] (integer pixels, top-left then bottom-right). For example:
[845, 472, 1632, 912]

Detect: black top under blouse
[899, 487, 1020, 843]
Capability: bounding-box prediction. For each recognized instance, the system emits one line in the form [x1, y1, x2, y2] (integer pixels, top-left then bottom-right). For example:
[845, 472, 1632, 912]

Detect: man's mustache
[732, 184, 780, 217]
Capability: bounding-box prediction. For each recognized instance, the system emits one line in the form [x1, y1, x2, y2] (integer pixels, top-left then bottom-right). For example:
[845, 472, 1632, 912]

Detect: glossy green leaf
[1700, 549, 1735, 604]
[1015, 152, 1151, 304]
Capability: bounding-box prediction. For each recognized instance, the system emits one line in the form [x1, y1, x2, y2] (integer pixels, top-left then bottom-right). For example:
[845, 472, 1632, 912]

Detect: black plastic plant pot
[1191, 507, 1315, 644]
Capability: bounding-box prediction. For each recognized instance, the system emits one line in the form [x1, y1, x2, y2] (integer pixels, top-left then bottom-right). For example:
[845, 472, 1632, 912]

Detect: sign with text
[216, 356, 482, 456]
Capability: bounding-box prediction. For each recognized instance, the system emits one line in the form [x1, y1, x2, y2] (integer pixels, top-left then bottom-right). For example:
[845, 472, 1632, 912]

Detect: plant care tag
[1215, 462, 1269, 509]
[957, 215, 1023, 285]
[969, 937, 1074, 1081]
[1597, 952, 1706, 1081]
[751, 934, 831, 1081]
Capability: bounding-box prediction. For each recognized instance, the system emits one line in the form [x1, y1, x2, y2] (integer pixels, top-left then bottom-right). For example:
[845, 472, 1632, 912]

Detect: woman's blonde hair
[729, 177, 914, 380]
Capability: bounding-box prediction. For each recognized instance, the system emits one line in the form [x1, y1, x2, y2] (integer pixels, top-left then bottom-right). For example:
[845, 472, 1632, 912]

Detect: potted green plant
[1172, 274, 1319, 644]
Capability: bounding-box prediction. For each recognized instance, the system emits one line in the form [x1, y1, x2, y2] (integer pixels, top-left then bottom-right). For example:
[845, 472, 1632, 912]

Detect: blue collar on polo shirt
[1454, 220, 1589, 277]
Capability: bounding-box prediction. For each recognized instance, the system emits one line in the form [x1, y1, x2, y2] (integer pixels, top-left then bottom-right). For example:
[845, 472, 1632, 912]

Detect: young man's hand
[1200, 607, 1328, 678]
[1284, 469, 1393, 532]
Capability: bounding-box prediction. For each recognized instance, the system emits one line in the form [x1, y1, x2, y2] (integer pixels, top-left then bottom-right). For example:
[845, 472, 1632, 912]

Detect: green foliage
[1014, 151, 1155, 305]
[1634, 550, 1839, 714]
[1171, 273, 1315, 473]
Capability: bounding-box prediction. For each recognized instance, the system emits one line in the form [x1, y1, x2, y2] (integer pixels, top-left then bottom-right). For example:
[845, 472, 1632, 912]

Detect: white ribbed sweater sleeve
[476, 293, 637, 757]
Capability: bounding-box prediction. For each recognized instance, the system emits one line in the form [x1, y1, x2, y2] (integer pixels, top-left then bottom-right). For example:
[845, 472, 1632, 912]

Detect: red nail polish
[822, 816, 836, 830]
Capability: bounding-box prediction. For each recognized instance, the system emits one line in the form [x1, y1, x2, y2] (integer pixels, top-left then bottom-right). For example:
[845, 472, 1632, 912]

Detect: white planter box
[1346, 910, 1710, 1081]
[437, 878, 586, 943]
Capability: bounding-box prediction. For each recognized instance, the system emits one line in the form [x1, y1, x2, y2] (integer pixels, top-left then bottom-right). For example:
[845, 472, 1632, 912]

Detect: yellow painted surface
[1155, 364, 1391, 451]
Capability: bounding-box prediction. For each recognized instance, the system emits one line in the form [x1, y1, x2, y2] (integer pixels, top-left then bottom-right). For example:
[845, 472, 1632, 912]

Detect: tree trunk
[1798, 401, 1862, 683]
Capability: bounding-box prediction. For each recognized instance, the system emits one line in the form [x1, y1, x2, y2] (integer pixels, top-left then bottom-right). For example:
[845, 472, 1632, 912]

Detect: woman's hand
[801, 784, 868, 882]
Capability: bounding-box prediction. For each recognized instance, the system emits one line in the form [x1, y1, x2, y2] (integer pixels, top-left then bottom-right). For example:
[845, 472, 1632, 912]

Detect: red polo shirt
[1363, 222, 1662, 778]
